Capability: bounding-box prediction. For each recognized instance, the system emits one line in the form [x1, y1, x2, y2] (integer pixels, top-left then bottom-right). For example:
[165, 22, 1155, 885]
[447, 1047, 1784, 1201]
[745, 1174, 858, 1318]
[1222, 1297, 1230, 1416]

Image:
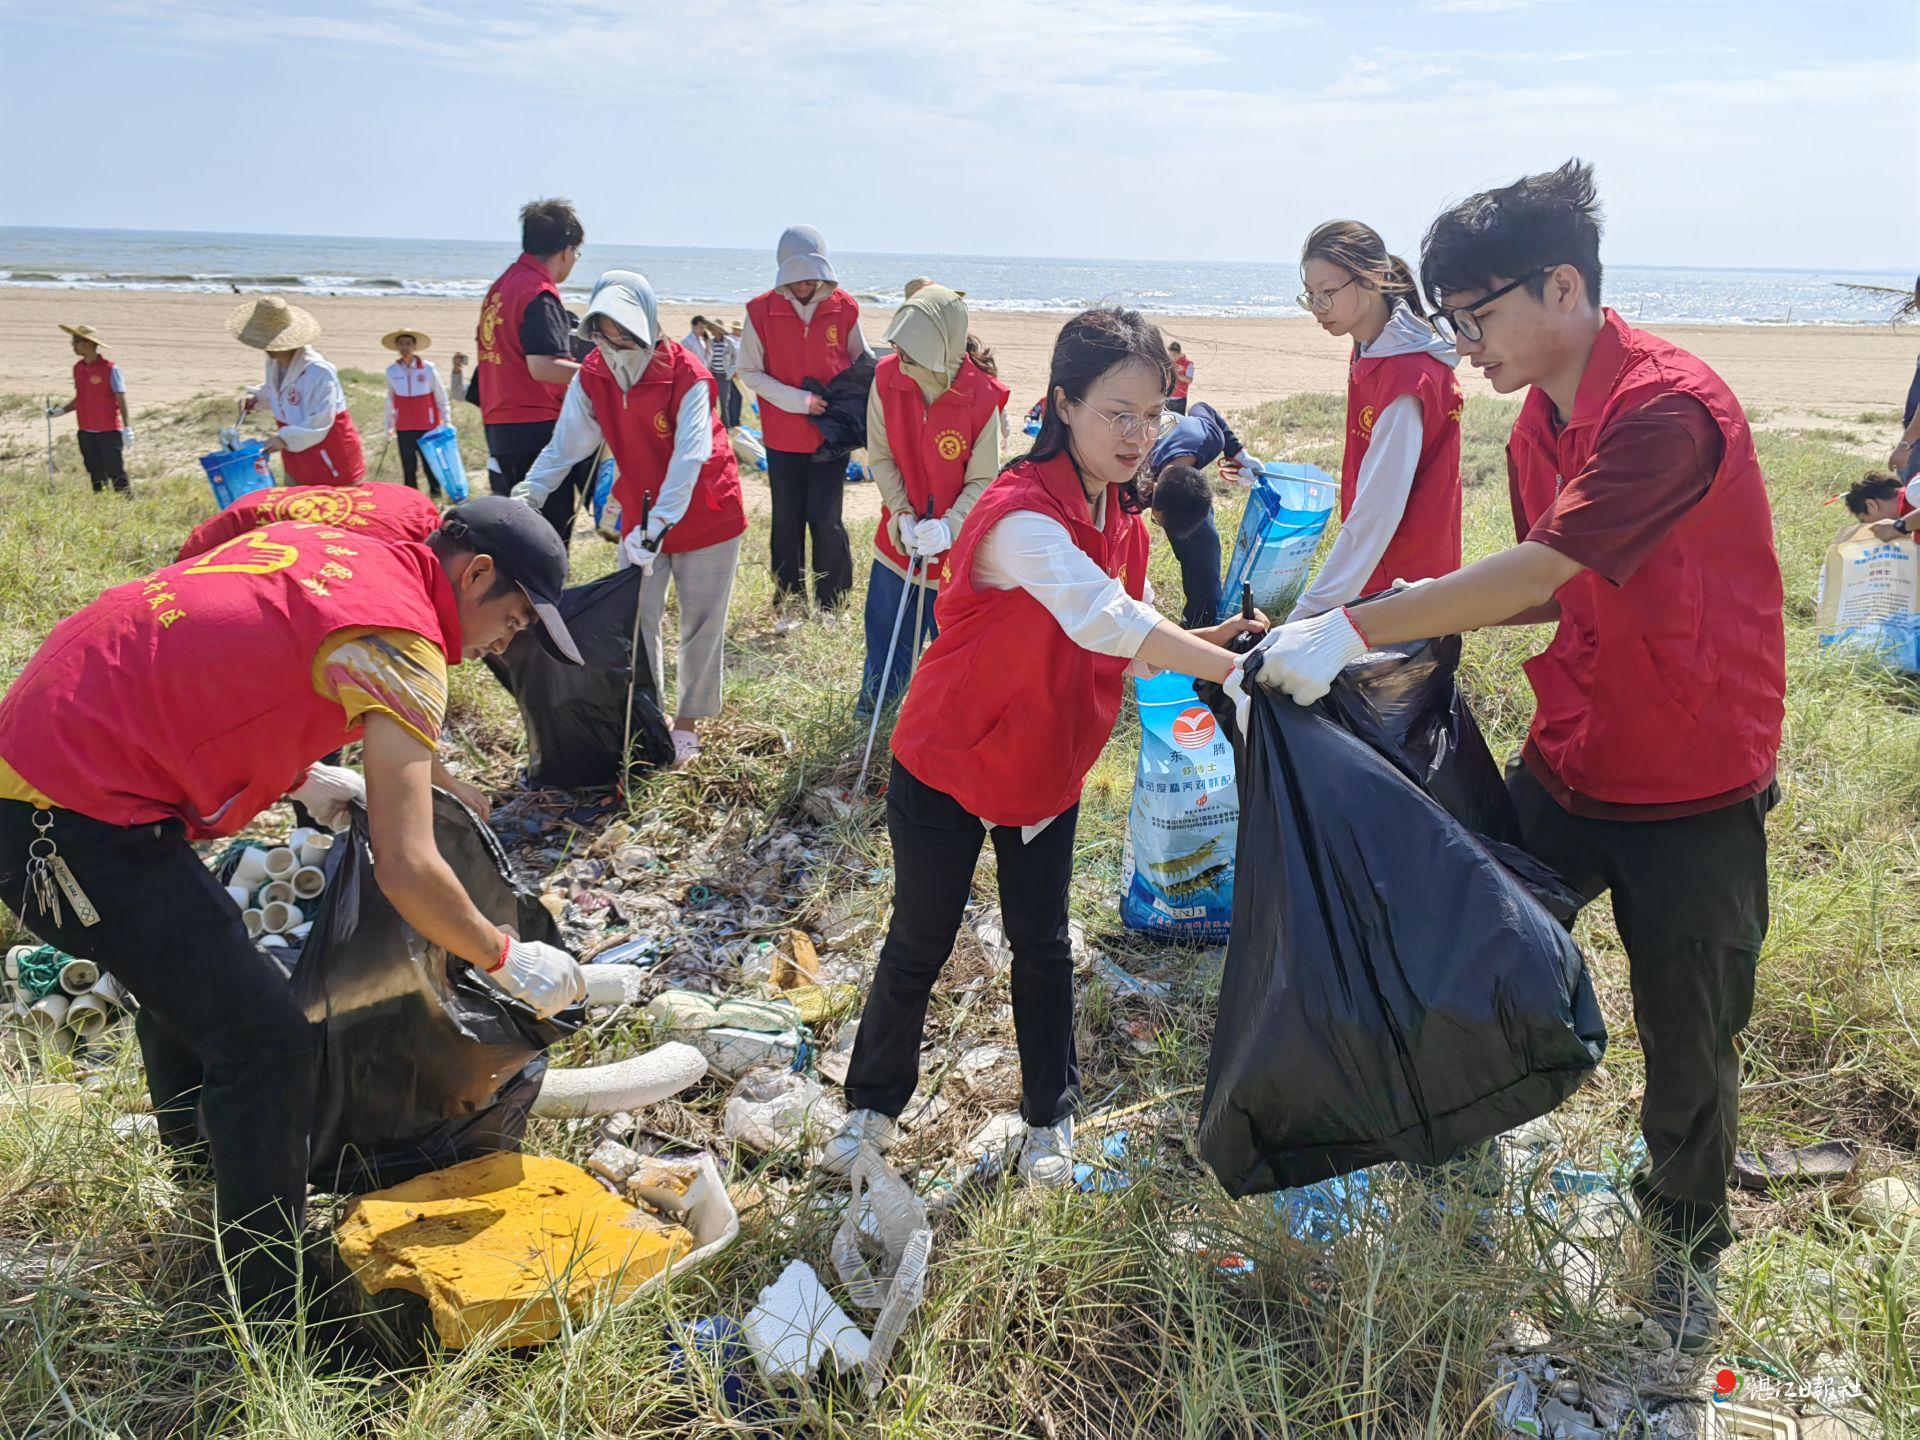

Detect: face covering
[581, 269, 661, 390]
[599, 336, 652, 388]
[883, 284, 969, 402]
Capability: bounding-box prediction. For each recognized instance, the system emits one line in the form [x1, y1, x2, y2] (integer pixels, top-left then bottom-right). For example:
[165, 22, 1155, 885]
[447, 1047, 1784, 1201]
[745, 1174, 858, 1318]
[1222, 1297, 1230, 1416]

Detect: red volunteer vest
[1508, 310, 1784, 809]
[578, 341, 746, 555]
[478, 254, 568, 425]
[1340, 347, 1464, 591]
[1172, 357, 1194, 399]
[892, 454, 1151, 825]
[0, 523, 462, 839]
[744, 287, 860, 455]
[72, 357, 120, 432]
[871, 355, 1011, 584]
[388, 357, 442, 432]
[177, 482, 442, 563]
[281, 407, 367, 486]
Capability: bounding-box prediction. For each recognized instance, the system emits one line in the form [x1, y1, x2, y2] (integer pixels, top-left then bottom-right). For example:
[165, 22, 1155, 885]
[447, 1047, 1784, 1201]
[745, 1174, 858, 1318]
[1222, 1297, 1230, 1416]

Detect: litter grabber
[371, 433, 393, 481]
[619, 494, 673, 799]
[907, 494, 937, 678]
[855, 520, 927, 794]
[43, 397, 56, 491]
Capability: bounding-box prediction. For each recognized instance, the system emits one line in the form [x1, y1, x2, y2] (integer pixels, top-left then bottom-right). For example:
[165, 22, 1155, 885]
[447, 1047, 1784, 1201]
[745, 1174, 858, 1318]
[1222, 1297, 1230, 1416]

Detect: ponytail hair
[1302, 219, 1430, 322]
[964, 333, 998, 379]
[1015, 306, 1171, 514]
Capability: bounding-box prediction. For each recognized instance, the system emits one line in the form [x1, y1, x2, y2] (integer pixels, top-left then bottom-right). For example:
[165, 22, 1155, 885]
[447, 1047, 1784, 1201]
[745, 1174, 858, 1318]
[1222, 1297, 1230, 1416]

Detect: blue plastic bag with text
[1119, 671, 1238, 941]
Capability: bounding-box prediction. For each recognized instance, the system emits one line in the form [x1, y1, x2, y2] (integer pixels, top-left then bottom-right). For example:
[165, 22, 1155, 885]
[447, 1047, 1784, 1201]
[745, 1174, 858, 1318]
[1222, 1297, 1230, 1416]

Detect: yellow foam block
[335, 1152, 694, 1349]
[783, 982, 858, 1027]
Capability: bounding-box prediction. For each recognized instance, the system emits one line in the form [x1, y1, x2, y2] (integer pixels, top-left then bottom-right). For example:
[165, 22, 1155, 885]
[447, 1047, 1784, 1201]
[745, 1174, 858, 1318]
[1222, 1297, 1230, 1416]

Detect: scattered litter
[770, 930, 822, 990]
[723, 1068, 847, 1153]
[1852, 1174, 1920, 1229]
[831, 1150, 934, 1396]
[1731, 1140, 1859, 1190]
[819, 1019, 859, 1086]
[1090, 953, 1171, 1003]
[782, 983, 858, 1028]
[1119, 671, 1238, 940]
[1274, 1169, 1388, 1245]
[741, 1259, 871, 1381]
[582, 964, 649, 1007]
[1073, 1129, 1133, 1193]
[531, 1042, 707, 1119]
[586, 1139, 645, 1186]
[695, 1027, 808, 1081]
[666, 1315, 752, 1412]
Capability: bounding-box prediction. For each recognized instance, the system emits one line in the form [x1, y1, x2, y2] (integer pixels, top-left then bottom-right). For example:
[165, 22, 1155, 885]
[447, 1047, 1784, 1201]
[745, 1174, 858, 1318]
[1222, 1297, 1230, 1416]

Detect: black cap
[439, 496, 582, 664]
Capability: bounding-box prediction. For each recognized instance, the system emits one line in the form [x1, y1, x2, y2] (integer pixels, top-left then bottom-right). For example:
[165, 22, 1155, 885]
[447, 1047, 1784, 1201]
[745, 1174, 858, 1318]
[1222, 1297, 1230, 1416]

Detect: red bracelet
[1341, 605, 1372, 648]
[489, 931, 511, 973]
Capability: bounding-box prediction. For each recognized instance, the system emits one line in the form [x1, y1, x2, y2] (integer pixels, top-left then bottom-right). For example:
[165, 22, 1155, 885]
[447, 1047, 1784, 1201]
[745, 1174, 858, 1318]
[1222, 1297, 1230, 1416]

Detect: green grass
[0, 383, 1914, 1437]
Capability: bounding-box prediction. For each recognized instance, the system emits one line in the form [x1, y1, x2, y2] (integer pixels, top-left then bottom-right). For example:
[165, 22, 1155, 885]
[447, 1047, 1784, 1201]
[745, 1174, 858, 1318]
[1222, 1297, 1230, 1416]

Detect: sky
[1, 0, 1915, 271]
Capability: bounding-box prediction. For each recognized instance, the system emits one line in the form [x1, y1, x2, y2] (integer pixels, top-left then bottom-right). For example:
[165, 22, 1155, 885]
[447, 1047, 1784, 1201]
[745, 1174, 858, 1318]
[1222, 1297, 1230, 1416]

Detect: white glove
[620, 525, 664, 574]
[1247, 607, 1370, 706]
[509, 478, 551, 507]
[913, 517, 953, 557]
[287, 763, 366, 829]
[121, 427, 135, 446]
[1225, 453, 1263, 487]
[45, 404, 61, 418]
[482, 937, 586, 1018]
[1223, 659, 1254, 737]
[887, 512, 915, 557]
[1391, 576, 1435, 592]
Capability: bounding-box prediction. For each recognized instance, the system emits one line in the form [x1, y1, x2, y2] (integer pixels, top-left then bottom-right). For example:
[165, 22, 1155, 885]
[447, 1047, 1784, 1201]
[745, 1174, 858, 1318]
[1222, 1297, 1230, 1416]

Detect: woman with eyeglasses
[1288, 221, 1463, 621]
[819, 307, 1265, 1187]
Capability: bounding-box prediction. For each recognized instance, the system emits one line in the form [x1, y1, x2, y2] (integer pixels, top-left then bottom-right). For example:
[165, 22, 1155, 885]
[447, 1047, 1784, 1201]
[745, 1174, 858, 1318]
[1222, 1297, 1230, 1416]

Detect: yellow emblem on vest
[90, 375, 103, 385]
[1359, 404, 1376, 434]
[478, 293, 503, 360]
[826, 324, 839, 346]
[934, 429, 967, 462]
[653, 411, 671, 437]
[268, 489, 362, 527]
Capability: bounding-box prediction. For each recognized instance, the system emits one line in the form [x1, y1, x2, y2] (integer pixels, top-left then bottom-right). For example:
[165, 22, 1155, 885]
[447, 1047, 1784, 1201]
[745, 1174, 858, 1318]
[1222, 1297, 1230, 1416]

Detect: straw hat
[903, 276, 966, 300]
[59, 324, 107, 351]
[380, 327, 431, 351]
[227, 296, 323, 351]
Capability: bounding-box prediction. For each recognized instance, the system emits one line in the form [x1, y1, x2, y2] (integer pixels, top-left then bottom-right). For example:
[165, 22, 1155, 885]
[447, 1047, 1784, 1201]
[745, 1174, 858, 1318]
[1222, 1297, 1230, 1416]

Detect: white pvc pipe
[530, 1041, 707, 1119]
[291, 866, 326, 900]
[5, 944, 33, 984]
[27, 993, 69, 1032]
[224, 883, 252, 909]
[258, 880, 295, 909]
[582, 964, 648, 1007]
[263, 847, 297, 882]
[297, 834, 334, 870]
[57, 957, 99, 996]
[91, 973, 130, 1009]
[243, 908, 265, 939]
[230, 847, 272, 887]
[64, 992, 111, 1043]
[289, 922, 313, 942]
[288, 826, 318, 856]
[262, 901, 304, 935]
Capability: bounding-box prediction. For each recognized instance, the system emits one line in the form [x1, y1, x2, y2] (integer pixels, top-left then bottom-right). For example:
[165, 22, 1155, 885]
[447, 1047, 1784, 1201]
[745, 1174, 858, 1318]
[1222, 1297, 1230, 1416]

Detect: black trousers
[718, 375, 743, 430]
[1507, 762, 1773, 1261]
[1168, 397, 1189, 415]
[0, 802, 318, 1311]
[844, 760, 1081, 1126]
[78, 429, 128, 493]
[396, 429, 442, 495]
[766, 446, 853, 608]
[486, 424, 595, 547]
[1167, 511, 1223, 627]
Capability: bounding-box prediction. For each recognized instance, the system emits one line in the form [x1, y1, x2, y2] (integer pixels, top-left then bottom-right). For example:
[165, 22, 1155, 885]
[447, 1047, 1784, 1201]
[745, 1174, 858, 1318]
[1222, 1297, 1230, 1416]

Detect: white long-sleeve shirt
[522, 374, 713, 533]
[1288, 393, 1424, 620]
[734, 291, 871, 415]
[384, 356, 451, 433]
[253, 347, 345, 453]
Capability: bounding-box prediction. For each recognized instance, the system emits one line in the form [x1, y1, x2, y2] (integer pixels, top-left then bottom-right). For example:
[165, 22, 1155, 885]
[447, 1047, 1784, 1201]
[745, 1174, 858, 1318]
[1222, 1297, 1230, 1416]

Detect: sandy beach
[2, 287, 1913, 445]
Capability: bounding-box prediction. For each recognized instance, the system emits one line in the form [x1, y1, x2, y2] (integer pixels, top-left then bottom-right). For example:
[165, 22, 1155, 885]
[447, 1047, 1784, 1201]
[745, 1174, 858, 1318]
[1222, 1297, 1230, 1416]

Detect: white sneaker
[670, 729, 701, 768]
[774, 614, 804, 636]
[1017, 1116, 1076, 1188]
[816, 1108, 899, 1177]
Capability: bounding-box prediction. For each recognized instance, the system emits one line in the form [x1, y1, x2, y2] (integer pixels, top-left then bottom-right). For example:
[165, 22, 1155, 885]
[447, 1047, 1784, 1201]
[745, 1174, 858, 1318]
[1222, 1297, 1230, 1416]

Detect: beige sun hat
[903, 276, 966, 300]
[227, 296, 323, 351]
[380, 327, 431, 351]
[59, 323, 107, 351]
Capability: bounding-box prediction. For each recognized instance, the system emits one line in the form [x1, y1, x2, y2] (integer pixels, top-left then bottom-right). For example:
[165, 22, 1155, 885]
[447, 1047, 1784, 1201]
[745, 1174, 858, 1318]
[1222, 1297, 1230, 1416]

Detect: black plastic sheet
[1196, 647, 1606, 1196]
[484, 564, 674, 789]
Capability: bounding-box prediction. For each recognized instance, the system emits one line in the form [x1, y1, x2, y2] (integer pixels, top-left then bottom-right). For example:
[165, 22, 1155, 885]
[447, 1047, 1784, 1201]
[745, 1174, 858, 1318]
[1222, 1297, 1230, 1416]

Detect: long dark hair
[964, 333, 998, 378]
[1014, 306, 1172, 512]
[1302, 219, 1430, 321]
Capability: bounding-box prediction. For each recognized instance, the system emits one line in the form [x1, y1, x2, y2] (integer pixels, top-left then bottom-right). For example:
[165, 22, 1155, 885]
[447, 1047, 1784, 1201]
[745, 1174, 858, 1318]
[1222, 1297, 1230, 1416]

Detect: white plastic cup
[231, 847, 272, 887]
[263, 847, 297, 881]
[297, 833, 334, 870]
[57, 957, 99, 996]
[263, 901, 304, 935]
[224, 883, 251, 908]
[258, 880, 295, 908]
[243, 908, 265, 939]
[291, 866, 326, 900]
[65, 992, 111, 1042]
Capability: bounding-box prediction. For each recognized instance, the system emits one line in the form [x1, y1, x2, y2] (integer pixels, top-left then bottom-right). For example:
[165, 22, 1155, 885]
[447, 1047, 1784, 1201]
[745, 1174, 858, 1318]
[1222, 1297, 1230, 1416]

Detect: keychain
[24, 810, 100, 929]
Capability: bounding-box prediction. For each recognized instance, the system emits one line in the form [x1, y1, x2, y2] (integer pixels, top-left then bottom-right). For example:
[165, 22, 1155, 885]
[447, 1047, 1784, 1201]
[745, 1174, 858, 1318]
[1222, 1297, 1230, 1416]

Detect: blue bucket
[199, 441, 275, 509]
[417, 425, 469, 501]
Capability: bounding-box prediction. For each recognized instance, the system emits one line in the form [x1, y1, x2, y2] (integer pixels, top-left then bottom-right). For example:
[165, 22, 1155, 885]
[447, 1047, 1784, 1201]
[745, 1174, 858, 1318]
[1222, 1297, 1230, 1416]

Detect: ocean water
[0, 226, 1911, 327]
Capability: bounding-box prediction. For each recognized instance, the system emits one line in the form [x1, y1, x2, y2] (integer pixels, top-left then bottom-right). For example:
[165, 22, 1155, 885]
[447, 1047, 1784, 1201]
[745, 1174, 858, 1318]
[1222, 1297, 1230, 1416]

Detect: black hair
[1419, 158, 1603, 311]
[520, 197, 584, 257]
[1016, 306, 1173, 514]
[428, 525, 520, 601]
[1845, 470, 1903, 518]
[1148, 464, 1214, 540]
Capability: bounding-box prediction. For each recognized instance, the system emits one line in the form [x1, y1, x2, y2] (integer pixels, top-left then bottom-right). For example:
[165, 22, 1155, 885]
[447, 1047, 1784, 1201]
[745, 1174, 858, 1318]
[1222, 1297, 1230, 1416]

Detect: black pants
[78, 429, 128, 493]
[844, 760, 1080, 1126]
[1167, 511, 1223, 627]
[1507, 762, 1773, 1261]
[718, 375, 743, 430]
[766, 446, 853, 608]
[487, 425, 595, 547]
[396, 429, 442, 495]
[1168, 397, 1189, 415]
[0, 802, 319, 1311]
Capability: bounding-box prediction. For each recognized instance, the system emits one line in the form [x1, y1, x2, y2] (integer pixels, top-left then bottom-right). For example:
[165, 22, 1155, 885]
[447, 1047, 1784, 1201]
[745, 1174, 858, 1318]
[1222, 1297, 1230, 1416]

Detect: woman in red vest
[737, 224, 869, 618]
[517, 272, 747, 768]
[1249, 162, 1784, 1353]
[819, 308, 1266, 1186]
[383, 327, 453, 496]
[1289, 219, 1463, 621]
[857, 283, 1009, 714]
[231, 297, 367, 485]
[1168, 340, 1195, 413]
[49, 323, 132, 493]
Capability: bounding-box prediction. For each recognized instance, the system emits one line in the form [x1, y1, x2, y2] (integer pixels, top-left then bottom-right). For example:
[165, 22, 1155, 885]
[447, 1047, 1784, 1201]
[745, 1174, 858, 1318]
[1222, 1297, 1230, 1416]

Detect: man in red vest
[0, 497, 587, 1315]
[737, 224, 869, 618]
[48, 323, 132, 493]
[475, 198, 595, 543]
[1244, 160, 1784, 1354]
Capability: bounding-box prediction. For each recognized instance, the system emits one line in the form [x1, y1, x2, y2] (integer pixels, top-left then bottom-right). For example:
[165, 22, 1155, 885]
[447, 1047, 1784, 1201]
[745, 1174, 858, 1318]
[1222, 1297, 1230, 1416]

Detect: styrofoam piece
[291, 865, 327, 900]
[723, 1067, 846, 1153]
[612, 1151, 740, 1301]
[742, 1259, 872, 1381]
[530, 1041, 707, 1119]
[586, 1139, 644, 1185]
[289, 922, 312, 942]
[57, 956, 99, 995]
[583, 964, 648, 1007]
[692, 1025, 803, 1080]
[263, 847, 298, 881]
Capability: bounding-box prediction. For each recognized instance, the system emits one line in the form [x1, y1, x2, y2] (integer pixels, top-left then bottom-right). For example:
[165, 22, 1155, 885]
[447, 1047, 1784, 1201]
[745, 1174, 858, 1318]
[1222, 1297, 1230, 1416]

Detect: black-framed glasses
[1432, 268, 1551, 343]
[1296, 275, 1359, 313]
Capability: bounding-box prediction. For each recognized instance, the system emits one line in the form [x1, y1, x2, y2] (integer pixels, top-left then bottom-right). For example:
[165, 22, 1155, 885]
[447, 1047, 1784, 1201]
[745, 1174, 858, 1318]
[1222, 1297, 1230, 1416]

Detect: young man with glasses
[1239, 160, 1784, 1354]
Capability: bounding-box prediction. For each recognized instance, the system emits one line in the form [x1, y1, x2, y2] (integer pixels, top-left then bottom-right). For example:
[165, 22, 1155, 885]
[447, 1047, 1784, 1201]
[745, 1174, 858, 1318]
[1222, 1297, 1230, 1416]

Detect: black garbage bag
[292, 791, 582, 1193]
[484, 564, 674, 789]
[1196, 661, 1607, 1197]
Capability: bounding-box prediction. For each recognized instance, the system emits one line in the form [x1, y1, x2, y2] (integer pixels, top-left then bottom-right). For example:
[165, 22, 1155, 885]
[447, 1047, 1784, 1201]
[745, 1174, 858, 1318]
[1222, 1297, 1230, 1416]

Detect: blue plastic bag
[1219, 461, 1337, 621]
[590, 456, 618, 530]
[417, 425, 470, 502]
[1118, 671, 1238, 940]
